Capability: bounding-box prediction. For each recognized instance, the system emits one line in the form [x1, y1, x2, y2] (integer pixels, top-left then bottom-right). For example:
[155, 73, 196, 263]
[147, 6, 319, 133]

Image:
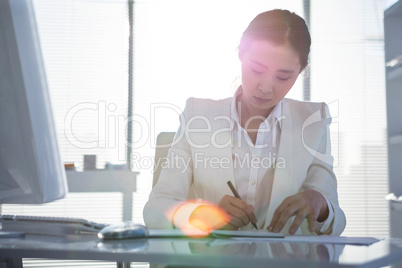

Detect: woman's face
[239, 40, 301, 116]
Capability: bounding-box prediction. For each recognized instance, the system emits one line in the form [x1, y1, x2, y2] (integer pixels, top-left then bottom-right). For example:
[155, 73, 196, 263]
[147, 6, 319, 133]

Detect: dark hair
[239, 9, 311, 71]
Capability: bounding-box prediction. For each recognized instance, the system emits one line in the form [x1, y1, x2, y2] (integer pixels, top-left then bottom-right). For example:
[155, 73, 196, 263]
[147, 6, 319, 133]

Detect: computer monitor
[0, 0, 68, 204]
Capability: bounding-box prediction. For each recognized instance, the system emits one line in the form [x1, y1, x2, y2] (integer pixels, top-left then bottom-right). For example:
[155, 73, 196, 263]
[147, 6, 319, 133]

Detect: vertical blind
[310, 0, 389, 237]
[2, 0, 137, 267]
[2, 0, 131, 222]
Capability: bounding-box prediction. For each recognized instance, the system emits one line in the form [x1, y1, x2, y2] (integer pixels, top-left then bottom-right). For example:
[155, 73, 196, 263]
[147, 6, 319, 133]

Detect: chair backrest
[153, 132, 176, 187]
[153, 132, 195, 199]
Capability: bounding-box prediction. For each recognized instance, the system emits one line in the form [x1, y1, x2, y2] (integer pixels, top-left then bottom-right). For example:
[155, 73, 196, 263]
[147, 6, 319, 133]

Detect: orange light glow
[165, 200, 231, 237]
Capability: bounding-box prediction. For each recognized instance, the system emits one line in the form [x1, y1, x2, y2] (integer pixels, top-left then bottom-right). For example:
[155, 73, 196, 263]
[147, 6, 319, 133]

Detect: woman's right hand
[188, 196, 257, 231]
[218, 195, 257, 230]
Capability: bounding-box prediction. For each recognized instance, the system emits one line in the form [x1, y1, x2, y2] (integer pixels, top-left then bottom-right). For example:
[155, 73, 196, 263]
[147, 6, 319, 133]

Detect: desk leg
[116, 262, 130, 268]
[0, 258, 23, 268]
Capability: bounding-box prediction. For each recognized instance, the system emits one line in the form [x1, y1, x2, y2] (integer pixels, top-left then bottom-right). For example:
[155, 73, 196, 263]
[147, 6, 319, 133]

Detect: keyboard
[0, 214, 108, 236]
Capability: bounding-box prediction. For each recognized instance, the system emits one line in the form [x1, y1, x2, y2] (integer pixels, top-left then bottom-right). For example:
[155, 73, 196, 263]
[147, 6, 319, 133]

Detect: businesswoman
[144, 9, 346, 235]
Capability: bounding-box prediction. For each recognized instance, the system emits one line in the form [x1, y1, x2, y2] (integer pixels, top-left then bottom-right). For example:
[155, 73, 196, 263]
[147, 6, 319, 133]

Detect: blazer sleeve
[301, 103, 346, 235]
[143, 99, 195, 229]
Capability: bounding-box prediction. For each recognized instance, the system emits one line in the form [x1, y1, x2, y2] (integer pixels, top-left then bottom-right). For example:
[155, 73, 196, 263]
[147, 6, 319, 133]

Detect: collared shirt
[230, 88, 282, 229]
[230, 88, 334, 232]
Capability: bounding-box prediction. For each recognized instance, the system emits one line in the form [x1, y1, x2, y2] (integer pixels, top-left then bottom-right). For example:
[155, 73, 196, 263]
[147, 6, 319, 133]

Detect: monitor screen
[0, 0, 68, 204]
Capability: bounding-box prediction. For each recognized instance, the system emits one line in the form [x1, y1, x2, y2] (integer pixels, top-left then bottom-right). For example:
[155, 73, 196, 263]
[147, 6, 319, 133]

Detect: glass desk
[1, 233, 402, 267]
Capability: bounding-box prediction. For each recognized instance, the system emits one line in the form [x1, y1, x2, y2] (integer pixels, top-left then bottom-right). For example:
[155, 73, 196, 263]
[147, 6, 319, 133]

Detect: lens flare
[165, 200, 231, 237]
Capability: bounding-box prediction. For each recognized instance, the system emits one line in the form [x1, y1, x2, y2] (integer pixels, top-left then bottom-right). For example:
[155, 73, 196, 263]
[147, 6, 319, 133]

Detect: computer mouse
[98, 222, 148, 240]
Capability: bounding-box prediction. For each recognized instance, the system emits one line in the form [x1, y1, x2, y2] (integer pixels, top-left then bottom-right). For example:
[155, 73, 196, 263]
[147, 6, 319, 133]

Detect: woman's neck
[237, 95, 273, 127]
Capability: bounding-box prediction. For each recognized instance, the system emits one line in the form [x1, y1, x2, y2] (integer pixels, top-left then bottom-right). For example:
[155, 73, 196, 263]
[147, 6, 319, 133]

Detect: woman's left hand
[267, 190, 329, 234]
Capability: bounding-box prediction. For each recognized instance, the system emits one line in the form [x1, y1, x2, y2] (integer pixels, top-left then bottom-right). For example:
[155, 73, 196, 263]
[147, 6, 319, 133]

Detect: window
[310, 0, 389, 236]
[2, 0, 132, 218]
[2, 0, 135, 267]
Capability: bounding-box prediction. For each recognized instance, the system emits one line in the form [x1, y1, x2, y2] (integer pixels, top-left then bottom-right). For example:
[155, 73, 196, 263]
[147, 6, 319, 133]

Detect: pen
[227, 181, 258, 230]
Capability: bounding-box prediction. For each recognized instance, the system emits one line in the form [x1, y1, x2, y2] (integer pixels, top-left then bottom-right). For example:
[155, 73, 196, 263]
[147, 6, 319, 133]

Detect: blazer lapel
[212, 130, 235, 201]
[213, 103, 236, 201]
[195, 98, 235, 202]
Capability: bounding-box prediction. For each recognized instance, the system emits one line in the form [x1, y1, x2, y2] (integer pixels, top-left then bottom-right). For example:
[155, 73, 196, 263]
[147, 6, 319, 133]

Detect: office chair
[153, 132, 195, 199]
[152, 132, 176, 187]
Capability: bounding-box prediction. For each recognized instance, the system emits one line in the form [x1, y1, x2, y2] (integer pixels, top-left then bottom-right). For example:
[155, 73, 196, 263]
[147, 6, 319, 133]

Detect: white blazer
[144, 97, 346, 235]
